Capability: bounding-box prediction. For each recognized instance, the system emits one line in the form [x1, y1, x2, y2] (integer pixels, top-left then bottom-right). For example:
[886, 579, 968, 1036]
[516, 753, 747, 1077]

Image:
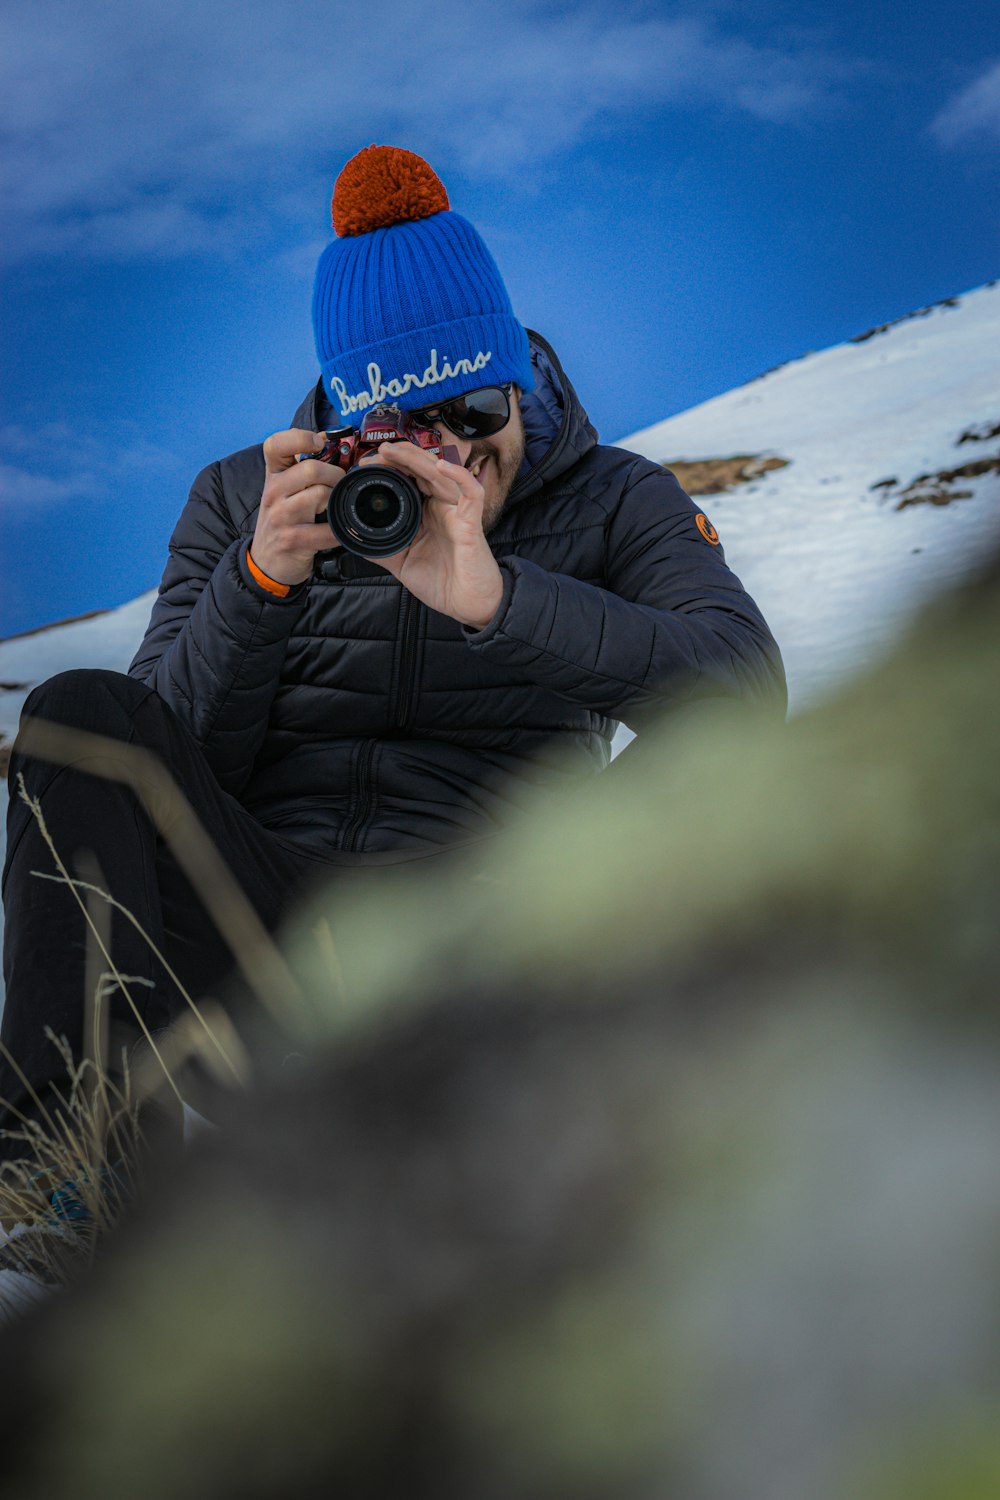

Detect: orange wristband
[246, 548, 291, 598]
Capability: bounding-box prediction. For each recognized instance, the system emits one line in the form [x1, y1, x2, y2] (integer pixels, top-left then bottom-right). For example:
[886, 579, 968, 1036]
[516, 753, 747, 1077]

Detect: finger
[377, 441, 482, 499]
[434, 453, 482, 487]
[262, 428, 328, 475]
[374, 438, 431, 461]
[306, 518, 342, 550]
[374, 441, 447, 481]
[438, 473, 465, 506]
[279, 519, 342, 551]
[434, 459, 484, 506]
[265, 481, 338, 522]
[282, 457, 344, 490]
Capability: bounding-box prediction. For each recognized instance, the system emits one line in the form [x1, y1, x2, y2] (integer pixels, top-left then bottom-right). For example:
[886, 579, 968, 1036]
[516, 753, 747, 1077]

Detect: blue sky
[2, 0, 998, 637]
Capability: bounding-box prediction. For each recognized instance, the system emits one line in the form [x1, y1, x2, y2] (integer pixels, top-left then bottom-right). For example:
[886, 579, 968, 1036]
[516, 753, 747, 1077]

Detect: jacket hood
[290, 329, 599, 510]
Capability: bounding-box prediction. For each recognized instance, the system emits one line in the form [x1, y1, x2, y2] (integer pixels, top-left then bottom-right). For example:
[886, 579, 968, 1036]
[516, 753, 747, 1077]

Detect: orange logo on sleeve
[695, 513, 720, 545]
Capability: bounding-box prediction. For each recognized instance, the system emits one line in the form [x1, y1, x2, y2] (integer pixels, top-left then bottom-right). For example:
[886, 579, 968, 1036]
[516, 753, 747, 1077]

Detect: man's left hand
[361, 443, 504, 630]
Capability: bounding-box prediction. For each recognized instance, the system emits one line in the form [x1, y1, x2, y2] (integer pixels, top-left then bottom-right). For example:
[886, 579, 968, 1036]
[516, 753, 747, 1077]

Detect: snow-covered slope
[0, 593, 156, 743]
[1, 280, 998, 1012]
[618, 280, 1000, 711]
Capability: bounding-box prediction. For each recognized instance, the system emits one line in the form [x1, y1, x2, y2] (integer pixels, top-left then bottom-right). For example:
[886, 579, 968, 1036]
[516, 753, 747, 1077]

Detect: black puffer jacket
[129, 332, 786, 855]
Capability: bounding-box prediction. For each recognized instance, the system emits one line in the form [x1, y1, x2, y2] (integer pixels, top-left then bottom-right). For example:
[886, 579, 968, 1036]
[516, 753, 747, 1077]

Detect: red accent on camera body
[317, 403, 460, 471]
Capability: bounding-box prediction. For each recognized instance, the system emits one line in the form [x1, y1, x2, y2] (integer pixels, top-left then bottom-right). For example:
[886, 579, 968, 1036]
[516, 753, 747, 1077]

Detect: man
[0, 145, 785, 1184]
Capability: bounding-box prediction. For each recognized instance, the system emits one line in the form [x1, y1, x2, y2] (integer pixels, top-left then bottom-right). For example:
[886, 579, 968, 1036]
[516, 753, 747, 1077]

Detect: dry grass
[0, 1031, 144, 1281]
[0, 721, 306, 1293]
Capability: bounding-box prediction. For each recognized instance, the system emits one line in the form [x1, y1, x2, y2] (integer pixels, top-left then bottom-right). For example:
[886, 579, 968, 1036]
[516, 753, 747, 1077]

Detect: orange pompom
[332, 145, 450, 237]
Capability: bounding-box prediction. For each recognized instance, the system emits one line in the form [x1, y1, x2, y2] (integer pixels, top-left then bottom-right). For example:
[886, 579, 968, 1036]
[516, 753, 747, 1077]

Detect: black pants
[0, 669, 442, 1165]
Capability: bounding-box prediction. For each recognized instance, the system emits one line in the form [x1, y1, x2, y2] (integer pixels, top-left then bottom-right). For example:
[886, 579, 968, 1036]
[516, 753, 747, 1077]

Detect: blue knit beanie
[312, 145, 534, 423]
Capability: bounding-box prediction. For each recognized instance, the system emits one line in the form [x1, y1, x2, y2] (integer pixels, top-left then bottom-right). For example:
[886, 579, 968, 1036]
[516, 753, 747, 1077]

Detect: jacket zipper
[341, 586, 419, 853]
[342, 740, 376, 853]
[393, 589, 421, 730]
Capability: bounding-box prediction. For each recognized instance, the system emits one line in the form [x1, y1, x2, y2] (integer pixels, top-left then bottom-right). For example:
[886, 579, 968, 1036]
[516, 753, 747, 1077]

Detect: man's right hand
[250, 429, 344, 586]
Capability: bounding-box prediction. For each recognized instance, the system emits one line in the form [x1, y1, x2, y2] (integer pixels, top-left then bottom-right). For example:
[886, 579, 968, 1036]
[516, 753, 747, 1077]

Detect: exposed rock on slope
[870, 418, 1000, 510]
[660, 454, 790, 495]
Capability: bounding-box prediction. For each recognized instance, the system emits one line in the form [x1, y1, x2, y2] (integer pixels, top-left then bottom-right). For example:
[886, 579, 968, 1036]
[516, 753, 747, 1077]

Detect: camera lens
[329, 466, 422, 558]
[354, 484, 397, 530]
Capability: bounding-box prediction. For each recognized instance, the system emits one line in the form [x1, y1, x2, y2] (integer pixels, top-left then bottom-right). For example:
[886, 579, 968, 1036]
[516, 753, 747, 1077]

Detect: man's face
[417, 385, 526, 533]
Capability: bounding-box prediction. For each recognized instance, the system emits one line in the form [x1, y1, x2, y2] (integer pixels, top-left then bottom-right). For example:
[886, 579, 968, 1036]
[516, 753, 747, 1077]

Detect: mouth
[466, 453, 491, 481]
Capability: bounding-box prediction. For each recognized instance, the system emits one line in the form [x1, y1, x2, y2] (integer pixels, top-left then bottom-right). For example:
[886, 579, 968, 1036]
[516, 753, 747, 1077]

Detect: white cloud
[0, 0, 862, 266]
[0, 422, 184, 512]
[0, 460, 90, 508]
[929, 57, 1000, 148]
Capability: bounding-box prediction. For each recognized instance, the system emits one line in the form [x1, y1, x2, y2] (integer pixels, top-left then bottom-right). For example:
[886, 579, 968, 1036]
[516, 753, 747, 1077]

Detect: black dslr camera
[307, 403, 459, 566]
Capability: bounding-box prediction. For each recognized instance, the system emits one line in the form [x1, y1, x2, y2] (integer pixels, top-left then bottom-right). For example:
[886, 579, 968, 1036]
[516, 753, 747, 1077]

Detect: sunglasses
[413, 383, 514, 441]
